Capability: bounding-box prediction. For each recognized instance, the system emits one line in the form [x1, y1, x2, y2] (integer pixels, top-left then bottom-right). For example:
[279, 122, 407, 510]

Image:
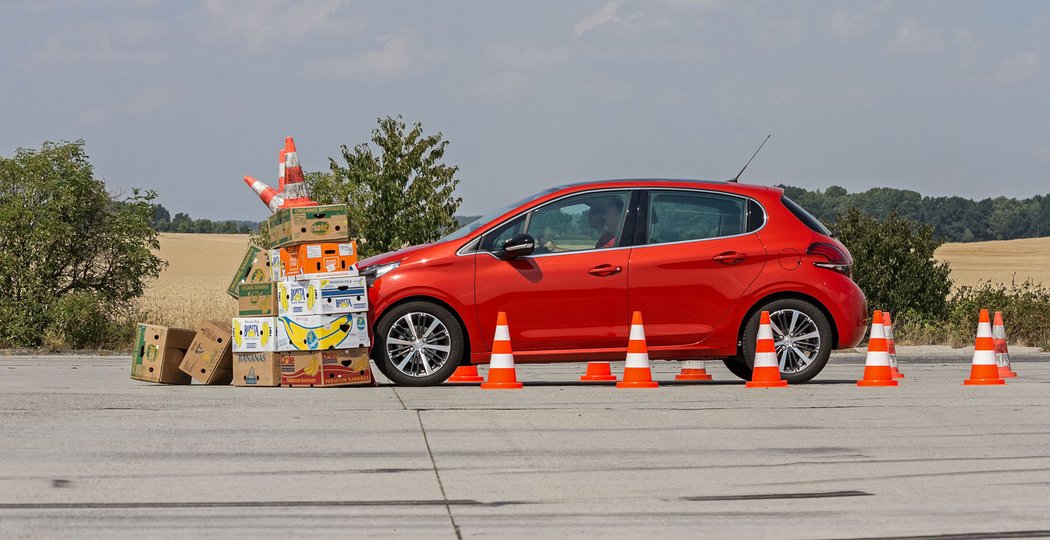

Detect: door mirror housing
[498, 233, 535, 259]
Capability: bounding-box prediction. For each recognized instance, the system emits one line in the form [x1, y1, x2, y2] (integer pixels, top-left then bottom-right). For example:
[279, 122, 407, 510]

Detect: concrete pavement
[1, 353, 1050, 539]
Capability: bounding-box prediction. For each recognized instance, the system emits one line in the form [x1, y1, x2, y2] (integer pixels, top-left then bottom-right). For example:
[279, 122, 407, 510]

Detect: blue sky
[1, 1, 1047, 220]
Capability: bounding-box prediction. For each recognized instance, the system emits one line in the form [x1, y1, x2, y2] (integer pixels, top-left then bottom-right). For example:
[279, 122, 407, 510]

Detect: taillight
[806, 242, 852, 277]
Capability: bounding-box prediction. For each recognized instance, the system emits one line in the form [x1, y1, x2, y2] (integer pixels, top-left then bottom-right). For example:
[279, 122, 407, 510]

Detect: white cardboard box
[232, 317, 278, 352]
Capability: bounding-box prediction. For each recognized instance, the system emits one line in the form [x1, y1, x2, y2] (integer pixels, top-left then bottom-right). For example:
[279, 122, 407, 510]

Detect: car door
[474, 190, 636, 354]
[628, 189, 767, 347]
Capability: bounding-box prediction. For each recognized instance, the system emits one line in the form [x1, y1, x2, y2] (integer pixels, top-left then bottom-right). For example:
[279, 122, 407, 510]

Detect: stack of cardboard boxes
[230, 204, 373, 387]
[131, 136, 373, 389]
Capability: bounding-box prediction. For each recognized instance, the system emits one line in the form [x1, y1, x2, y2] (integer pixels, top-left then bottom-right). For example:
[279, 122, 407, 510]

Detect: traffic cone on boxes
[964, 309, 1005, 386]
[884, 311, 904, 379]
[617, 311, 659, 388]
[746, 311, 788, 388]
[243, 136, 317, 213]
[993, 311, 1018, 378]
[481, 312, 523, 389]
[857, 310, 898, 387]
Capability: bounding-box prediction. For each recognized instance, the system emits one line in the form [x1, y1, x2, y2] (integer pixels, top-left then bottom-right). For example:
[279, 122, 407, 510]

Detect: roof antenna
[727, 134, 771, 183]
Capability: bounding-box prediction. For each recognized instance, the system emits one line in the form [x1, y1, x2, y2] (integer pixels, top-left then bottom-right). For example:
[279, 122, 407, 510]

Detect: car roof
[552, 178, 783, 197]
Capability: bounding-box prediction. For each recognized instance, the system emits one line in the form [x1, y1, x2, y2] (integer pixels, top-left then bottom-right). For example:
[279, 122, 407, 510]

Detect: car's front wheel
[728, 299, 833, 384]
[373, 301, 465, 386]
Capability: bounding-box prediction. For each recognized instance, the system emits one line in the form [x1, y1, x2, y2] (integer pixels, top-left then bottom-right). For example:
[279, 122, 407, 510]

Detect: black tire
[737, 299, 833, 384]
[373, 301, 466, 387]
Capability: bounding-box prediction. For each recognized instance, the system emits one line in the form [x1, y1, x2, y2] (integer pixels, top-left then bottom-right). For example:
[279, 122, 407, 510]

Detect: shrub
[832, 207, 953, 320]
[0, 141, 164, 349]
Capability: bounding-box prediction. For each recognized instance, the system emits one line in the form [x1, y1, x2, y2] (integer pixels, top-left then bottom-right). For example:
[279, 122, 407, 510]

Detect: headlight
[363, 261, 400, 287]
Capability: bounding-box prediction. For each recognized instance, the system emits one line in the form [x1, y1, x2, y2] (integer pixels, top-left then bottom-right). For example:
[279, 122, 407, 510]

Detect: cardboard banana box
[280, 348, 372, 387]
[233, 352, 282, 387]
[277, 277, 367, 316]
[271, 241, 359, 281]
[264, 204, 349, 248]
[226, 244, 271, 299]
[275, 313, 370, 352]
[179, 320, 234, 385]
[232, 317, 278, 352]
[130, 324, 195, 384]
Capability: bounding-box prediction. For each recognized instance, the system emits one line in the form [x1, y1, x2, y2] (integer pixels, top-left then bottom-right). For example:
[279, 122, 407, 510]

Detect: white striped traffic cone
[964, 309, 1005, 386]
[884, 311, 904, 379]
[675, 360, 712, 381]
[993, 311, 1017, 378]
[857, 310, 898, 387]
[480, 312, 522, 389]
[616, 311, 658, 388]
[747, 311, 788, 388]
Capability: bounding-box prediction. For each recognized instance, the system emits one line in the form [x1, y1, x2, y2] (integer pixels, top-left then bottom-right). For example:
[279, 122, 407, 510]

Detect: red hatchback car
[358, 179, 867, 386]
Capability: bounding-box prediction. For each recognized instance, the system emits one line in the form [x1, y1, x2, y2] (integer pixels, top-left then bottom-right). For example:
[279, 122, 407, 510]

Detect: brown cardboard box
[226, 244, 271, 298]
[280, 348, 372, 387]
[130, 324, 195, 384]
[238, 282, 278, 317]
[179, 320, 234, 384]
[233, 352, 282, 387]
[264, 204, 349, 248]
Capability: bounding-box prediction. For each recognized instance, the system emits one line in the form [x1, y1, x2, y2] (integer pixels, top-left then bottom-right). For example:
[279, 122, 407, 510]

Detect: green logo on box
[311, 222, 330, 235]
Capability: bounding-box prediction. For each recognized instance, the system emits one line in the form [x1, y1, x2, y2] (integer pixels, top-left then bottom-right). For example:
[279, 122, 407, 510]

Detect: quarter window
[647, 191, 747, 244]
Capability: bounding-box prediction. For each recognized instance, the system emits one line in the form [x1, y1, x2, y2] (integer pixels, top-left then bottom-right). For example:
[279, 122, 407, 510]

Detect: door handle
[587, 264, 623, 276]
[713, 251, 746, 264]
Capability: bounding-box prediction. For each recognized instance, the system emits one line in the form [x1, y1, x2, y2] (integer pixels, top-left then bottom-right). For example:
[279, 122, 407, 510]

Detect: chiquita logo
[356, 317, 366, 330]
[311, 222, 330, 234]
[306, 330, 319, 349]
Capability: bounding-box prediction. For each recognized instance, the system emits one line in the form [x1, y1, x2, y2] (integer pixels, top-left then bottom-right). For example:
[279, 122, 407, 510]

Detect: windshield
[437, 186, 562, 243]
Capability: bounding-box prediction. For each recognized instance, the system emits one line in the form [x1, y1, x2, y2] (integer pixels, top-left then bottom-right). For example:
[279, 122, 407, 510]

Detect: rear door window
[646, 190, 748, 244]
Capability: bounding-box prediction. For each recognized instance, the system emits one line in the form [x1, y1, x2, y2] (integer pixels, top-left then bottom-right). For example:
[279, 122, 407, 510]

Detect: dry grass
[139, 233, 248, 330]
[935, 237, 1050, 289]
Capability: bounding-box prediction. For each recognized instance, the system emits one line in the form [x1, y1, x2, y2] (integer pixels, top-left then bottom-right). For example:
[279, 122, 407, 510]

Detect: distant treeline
[151, 204, 256, 234]
[780, 185, 1050, 243]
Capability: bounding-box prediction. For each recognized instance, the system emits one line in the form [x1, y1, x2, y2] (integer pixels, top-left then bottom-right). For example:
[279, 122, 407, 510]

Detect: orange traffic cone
[580, 362, 617, 382]
[447, 365, 484, 384]
[884, 311, 904, 379]
[481, 312, 523, 389]
[616, 312, 659, 388]
[747, 311, 788, 388]
[675, 360, 713, 381]
[857, 310, 898, 387]
[965, 309, 1005, 385]
[993, 311, 1018, 378]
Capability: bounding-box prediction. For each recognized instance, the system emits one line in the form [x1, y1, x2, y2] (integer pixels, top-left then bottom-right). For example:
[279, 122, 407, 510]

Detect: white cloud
[22, 20, 168, 69]
[301, 32, 425, 81]
[77, 86, 185, 126]
[994, 51, 1041, 85]
[573, 0, 624, 39]
[888, 18, 945, 53]
[200, 0, 352, 51]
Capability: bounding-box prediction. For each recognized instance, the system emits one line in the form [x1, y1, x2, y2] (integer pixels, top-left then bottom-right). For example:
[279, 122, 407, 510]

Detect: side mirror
[498, 233, 535, 259]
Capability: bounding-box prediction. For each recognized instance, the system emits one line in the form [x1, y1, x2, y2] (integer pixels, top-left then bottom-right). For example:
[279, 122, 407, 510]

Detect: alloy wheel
[767, 308, 821, 373]
[385, 312, 452, 377]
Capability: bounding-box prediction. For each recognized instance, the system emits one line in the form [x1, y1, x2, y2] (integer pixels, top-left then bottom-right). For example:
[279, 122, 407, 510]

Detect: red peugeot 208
[358, 179, 867, 386]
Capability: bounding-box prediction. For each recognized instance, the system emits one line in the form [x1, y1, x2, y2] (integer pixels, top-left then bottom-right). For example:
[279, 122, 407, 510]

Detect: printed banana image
[279, 314, 359, 350]
[279, 282, 290, 312]
[304, 356, 321, 376]
[233, 320, 243, 347]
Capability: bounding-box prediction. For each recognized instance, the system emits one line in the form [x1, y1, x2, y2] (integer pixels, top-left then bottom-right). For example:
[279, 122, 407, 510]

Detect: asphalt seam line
[417, 409, 462, 540]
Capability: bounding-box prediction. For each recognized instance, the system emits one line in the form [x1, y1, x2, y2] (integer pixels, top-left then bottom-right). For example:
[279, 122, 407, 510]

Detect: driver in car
[543, 197, 623, 252]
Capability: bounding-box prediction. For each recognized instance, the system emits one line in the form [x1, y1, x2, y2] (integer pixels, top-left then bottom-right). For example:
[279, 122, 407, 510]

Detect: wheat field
[139, 233, 248, 330]
[141, 233, 1050, 330]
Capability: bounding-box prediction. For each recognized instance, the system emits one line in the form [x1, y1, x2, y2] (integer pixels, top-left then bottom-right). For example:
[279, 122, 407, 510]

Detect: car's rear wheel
[729, 299, 833, 384]
[373, 301, 465, 386]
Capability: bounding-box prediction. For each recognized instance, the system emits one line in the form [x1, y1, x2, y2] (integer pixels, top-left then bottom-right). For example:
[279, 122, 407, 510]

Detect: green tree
[309, 116, 462, 257]
[832, 207, 952, 320]
[0, 141, 164, 348]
